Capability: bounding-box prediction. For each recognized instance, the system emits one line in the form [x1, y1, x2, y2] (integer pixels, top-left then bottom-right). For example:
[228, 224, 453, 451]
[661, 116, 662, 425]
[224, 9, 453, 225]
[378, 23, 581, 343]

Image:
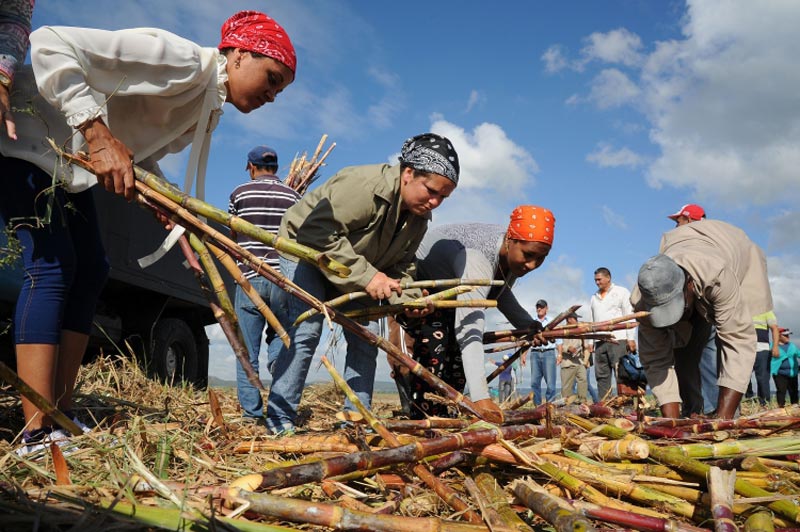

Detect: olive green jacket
[279, 163, 427, 302]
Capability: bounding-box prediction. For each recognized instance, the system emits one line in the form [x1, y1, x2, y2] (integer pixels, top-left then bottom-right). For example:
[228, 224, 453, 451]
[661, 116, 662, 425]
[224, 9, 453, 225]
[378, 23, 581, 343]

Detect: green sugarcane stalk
[187, 234, 263, 392]
[567, 415, 800, 524]
[473, 470, 533, 532]
[744, 511, 775, 532]
[340, 299, 498, 321]
[98, 498, 295, 532]
[0, 361, 83, 437]
[294, 279, 503, 324]
[225, 488, 488, 532]
[320, 355, 483, 524]
[665, 437, 800, 459]
[537, 452, 702, 520]
[205, 240, 289, 348]
[512, 480, 596, 532]
[51, 142, 350, 277]
[570, 500, 709, 532]
[708, 467, 738, 532]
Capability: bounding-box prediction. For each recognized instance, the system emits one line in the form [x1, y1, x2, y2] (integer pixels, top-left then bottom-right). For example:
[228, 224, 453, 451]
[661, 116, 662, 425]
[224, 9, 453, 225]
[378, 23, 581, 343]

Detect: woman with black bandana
[265, 133, 459, 434]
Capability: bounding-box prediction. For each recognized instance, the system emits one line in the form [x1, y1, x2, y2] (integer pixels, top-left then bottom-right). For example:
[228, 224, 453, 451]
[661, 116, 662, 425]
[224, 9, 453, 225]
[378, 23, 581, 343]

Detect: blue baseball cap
[247, 145, 278, 168]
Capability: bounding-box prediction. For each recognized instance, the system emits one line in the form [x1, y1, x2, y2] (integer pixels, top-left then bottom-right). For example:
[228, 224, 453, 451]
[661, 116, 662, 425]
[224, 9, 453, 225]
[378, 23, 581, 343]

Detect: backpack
[617, 352, 647, 385]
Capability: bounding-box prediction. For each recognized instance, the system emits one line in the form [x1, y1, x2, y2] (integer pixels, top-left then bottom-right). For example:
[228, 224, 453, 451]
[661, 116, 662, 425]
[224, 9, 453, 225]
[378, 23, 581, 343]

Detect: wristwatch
[0, 71, 11, 89]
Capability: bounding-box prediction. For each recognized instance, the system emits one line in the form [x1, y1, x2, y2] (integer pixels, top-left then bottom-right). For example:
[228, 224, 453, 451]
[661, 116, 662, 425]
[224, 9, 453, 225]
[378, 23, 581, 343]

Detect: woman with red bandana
[0, 10, 296, 455]
[392, 205, 555, 423]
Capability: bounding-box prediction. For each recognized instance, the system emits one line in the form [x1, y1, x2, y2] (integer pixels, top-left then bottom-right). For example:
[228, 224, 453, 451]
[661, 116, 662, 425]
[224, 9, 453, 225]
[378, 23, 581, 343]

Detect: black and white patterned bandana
[398, 133, 460, 184]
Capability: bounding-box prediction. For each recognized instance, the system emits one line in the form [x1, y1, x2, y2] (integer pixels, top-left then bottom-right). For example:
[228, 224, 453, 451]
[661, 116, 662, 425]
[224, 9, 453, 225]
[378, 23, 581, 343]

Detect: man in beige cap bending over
[631, 219, 773, 419]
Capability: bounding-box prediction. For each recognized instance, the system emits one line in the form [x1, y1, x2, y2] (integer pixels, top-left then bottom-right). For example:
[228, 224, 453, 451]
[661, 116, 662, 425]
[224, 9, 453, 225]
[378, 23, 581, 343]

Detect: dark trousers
[752, 350, 772, 406]
[674, 312, 713, 417]
[773, 374, 798, 407]
[594, 340, 626, 400]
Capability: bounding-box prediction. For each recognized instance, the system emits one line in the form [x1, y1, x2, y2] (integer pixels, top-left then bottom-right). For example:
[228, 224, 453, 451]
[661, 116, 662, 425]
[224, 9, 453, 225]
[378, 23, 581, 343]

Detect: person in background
[559, 311, 590, 403]
[391, 205, 553, 423]
[0, 9, 296, 455]
[523, 299, 561, 405]
[496, 355, 515, 403]
[589, 267, 637, 401]
[266, 133, 459, 435]
[632, 219, 773, 419]
[771, 328, 799, 408]
[752, 310, 781, 407]
[0, 0, 33, 140]
[667, 203, 719, 415]
[229, 145, 300, 423]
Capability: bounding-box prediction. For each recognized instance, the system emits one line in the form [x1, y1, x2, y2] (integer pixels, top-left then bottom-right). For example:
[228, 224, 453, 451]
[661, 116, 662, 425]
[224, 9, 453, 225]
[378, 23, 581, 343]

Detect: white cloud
[768, 255, 800, 344]
[586, 142, 645, 168]
[429, 116, 539, 192]
[601, 205, 628, 230]
[581, 28, 644, 67]
[588, 69, 641, 109]
[465, 90, 486, 113]
[640, 0, 800, 204]
[542, 44, 570, 73]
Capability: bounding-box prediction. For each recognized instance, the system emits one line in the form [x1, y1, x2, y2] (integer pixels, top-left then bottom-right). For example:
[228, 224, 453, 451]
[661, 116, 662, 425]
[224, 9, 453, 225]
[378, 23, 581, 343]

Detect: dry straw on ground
[2, 351, 800, 532]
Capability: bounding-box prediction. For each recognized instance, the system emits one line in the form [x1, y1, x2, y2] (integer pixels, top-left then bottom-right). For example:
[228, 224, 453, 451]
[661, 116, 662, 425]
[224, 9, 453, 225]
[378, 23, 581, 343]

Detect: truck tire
[151, 318, 199, 386]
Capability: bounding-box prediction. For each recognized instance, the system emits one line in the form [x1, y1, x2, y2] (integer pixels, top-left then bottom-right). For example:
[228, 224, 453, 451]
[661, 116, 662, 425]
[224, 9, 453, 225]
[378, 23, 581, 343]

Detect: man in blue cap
[229, 145, 300, 424]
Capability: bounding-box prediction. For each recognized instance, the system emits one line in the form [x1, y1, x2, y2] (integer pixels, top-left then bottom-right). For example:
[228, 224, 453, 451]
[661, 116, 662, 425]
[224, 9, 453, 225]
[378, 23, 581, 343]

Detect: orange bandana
[507, 205, 555, 244]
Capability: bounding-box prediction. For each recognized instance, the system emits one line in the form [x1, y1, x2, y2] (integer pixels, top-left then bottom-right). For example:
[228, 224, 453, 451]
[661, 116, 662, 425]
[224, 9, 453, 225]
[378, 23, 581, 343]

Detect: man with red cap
[667, 204, 706, 226]
[391, 205, 555, 423]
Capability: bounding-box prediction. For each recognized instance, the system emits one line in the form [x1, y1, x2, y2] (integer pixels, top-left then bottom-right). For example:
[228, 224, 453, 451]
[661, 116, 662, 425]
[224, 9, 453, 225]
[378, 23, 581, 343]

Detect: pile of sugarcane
[6, 142, 796, 531]
[284, 134, 336, 195]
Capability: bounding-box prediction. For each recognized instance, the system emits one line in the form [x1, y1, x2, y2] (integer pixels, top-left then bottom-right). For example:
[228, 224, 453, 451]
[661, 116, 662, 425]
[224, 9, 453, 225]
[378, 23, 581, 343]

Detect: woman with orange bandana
[392, 205, 555, 423]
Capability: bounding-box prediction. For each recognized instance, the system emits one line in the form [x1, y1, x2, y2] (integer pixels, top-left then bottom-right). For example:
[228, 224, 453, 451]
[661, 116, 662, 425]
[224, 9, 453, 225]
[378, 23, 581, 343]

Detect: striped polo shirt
[228, 176, 300, 279]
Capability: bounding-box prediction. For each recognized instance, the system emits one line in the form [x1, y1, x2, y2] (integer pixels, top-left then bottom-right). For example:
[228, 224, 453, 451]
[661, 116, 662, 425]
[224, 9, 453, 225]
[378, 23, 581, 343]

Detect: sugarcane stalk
[552, 311, 650, 331]
[483, 305, 581, 343]
[186, 234, 263, 391]
[98, 498, 297, 532]
[486, 345, 528, 384]
[341, 299, 498, 321]
[708, 467, 738, 532]
[205, 240, 289, 348]
[0, 361, 83, 437]
[664, 437, 800, 459]
[485, 323, 637, 353]
[744, 511, 775, 532]
[570, 500, 709, 532]
[229, 423, 550, 491]
[52, 142, 349, 277]
[512, 479, 596, 532]
[577, 435, 650, 461]
[320, 355, 483, 524]
[295, 142, 336, 194]
[383, 418, 471, 432]
[468, 472, 534, 532]
[234, 433, 360, 454]
[224, 488, 487, 532]
[567, 415, 800, 524]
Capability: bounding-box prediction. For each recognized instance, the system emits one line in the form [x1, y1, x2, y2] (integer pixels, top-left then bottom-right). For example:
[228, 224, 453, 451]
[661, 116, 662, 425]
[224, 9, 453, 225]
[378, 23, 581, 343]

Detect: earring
[235, 58, 241, 69]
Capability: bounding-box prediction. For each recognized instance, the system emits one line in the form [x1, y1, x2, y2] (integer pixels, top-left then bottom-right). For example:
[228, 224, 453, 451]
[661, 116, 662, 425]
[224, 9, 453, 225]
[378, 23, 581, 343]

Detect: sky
[31, 1, 800, 387]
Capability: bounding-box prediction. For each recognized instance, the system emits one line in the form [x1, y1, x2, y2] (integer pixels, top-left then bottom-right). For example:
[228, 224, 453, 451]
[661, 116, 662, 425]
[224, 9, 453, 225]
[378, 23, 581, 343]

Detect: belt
[532, 346, 555, 352]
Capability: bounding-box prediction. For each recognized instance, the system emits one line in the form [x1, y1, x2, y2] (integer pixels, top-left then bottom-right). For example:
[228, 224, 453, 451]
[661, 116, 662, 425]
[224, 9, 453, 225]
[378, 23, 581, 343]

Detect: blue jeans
[753, 349, 772, 406]
[0, 157, 108, 344]
[234, 276, 287, 419]
[266, 257, 380, 432]
[530, 348, 557, 405]
[586, 365, 599, 403]
[700, 326, 719, 414]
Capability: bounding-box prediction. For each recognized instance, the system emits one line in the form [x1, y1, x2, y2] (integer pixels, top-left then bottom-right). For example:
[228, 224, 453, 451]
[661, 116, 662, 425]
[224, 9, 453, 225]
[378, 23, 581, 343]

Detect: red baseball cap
[667, 203, 705, 222]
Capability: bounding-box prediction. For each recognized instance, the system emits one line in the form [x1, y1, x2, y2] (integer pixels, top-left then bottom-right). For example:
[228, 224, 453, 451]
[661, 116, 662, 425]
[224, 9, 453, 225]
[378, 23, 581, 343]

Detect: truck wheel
[151, 318, 198, 386]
